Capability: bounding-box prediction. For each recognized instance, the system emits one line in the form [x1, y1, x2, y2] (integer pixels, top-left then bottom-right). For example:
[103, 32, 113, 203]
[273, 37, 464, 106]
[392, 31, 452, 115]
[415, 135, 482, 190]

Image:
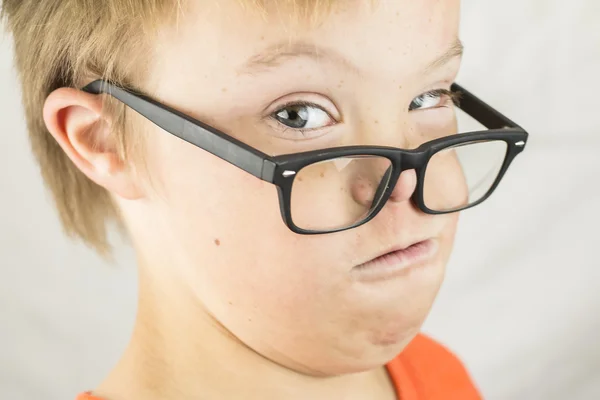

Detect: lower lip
[352, 240, 438, 282]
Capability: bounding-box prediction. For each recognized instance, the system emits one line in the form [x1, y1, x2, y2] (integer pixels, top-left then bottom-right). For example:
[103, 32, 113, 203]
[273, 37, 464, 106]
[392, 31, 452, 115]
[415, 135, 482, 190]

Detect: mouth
[351, 239, 438, 282]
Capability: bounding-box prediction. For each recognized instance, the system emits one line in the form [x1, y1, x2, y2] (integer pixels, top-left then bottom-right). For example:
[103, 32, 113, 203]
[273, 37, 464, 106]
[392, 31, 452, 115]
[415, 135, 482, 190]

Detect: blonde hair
[0, 0, 337, 255]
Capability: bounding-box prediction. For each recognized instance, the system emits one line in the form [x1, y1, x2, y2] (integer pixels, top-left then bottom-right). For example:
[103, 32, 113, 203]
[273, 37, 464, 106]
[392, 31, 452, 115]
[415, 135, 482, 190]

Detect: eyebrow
[424, 39, 464, 72]
[240, 41, 362, 75]
[239, 38, 464, 76]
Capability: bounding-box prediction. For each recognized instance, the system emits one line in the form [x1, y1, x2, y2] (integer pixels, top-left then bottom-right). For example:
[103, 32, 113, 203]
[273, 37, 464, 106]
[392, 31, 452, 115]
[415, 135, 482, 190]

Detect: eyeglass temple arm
[81, 80, 277, 182]
[452, 84, 522, 130]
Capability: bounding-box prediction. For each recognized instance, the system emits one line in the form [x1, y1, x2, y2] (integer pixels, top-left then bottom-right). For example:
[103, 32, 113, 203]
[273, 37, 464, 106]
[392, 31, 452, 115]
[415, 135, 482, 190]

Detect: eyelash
[271, 100, 334, 134]
[269, 88, 462, 134]
[275, 100, 324, 114]
[411, 88, 462, 110]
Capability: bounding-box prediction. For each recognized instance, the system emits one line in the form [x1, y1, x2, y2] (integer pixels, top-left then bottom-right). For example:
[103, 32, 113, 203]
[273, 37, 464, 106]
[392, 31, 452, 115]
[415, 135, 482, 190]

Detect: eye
[409, 89, 457, 111]
[272, 102, 335, 130]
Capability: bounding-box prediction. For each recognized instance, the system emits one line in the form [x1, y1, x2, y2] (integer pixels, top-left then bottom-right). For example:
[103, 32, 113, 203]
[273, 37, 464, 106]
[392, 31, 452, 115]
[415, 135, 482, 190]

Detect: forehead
[150, 0, 460, 92]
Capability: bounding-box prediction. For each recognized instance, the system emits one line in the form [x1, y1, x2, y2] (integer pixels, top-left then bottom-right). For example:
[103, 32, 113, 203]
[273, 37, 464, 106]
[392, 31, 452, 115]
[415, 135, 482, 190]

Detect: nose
[350, 167, 417, 209]
[388, 169, 417, 203]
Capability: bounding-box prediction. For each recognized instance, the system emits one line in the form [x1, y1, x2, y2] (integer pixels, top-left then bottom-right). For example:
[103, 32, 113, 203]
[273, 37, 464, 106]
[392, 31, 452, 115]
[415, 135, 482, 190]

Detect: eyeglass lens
[289, 139, 507, 231]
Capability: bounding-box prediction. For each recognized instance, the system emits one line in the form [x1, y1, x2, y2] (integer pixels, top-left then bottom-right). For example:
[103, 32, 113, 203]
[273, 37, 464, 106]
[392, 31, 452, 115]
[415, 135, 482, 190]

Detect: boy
[2, 0, 527, 398]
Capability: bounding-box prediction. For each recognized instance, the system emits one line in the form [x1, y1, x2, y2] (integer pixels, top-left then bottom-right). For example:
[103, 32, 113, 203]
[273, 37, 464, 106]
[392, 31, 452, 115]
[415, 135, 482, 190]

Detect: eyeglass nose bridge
[369, 151, 425, 214]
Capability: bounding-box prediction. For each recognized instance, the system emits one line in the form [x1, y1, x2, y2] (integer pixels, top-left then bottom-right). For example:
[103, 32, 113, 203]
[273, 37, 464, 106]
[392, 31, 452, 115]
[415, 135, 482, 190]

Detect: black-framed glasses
[82, 80, 528, 234]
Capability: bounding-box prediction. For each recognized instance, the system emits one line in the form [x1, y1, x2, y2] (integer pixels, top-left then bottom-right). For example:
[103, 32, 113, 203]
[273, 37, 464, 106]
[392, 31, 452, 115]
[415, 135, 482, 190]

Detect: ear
[43, 87, 143, 200]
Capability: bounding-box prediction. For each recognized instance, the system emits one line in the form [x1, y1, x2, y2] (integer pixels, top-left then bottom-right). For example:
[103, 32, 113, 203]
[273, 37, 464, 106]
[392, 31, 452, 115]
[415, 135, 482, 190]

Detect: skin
[43, 0, 463, 398]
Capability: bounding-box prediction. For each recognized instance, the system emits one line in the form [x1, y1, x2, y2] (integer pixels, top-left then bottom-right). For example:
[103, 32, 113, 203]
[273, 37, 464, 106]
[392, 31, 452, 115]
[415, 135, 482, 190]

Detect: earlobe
[43, 87, 144, 200]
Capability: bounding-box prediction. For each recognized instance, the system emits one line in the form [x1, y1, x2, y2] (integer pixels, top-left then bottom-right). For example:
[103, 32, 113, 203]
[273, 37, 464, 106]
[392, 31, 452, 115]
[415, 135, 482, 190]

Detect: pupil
[278, 106, 307, 128]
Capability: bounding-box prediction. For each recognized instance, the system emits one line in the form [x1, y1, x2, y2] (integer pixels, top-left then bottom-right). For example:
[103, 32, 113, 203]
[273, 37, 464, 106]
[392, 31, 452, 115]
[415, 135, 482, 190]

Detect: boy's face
[127, 0, 461, 375]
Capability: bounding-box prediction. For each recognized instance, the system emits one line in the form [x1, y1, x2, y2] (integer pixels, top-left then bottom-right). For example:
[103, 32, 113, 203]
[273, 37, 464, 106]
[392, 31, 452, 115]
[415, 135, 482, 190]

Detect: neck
[94, 261, 397, 400]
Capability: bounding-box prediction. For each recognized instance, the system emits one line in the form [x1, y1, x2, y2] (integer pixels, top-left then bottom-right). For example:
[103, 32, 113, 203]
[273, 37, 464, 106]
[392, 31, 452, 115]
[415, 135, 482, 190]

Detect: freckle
[222, 87, 228, 92]
[375, 120, 379, 124]
[320, 172, 325, 178]
[399, 85, 403, 90]
[228, 301, 233, 305]
[214, 239, 221, 246]
[248, 318, 252, 322]
[297, 176, 303, 182]
[260, 36, 265, 40]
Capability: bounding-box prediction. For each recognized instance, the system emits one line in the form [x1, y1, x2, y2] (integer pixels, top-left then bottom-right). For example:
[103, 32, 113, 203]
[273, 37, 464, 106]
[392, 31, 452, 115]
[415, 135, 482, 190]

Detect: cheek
[148, 128, 274, 226]
[437, 212, 460, 262]
[143, 128, 286, 273]
[422, 149, 470, 210]
[143, 129, 331, 318]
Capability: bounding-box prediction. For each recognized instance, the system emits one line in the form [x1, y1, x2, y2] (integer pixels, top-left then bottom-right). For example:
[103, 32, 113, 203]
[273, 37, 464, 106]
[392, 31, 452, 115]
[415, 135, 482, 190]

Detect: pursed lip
[351, 238, 438, 281]
[354, 237, 435, 266]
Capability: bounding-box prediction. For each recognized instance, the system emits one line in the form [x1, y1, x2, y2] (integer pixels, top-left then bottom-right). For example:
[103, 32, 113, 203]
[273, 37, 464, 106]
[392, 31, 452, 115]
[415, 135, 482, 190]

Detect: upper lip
[355, 237, 432, 268]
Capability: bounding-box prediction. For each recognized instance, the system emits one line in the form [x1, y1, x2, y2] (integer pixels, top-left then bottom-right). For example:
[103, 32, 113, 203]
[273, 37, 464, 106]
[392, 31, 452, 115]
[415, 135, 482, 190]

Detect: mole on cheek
[214, 239, 221, 246]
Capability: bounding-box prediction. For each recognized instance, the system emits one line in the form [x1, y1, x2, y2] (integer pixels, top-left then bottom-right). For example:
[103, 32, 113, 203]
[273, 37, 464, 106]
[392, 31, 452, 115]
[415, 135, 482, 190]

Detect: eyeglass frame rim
[81, 80, 529, 234]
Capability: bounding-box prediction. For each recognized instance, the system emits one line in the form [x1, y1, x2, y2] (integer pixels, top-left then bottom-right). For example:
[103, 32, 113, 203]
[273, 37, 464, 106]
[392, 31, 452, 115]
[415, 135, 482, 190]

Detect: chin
[312, 324, 423, 376]
[321, 340, 416, 376]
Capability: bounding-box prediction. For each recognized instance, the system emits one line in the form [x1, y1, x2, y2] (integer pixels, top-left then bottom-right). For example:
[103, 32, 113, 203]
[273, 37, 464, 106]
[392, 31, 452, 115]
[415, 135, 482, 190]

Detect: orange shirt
[77, 334, 481, 400]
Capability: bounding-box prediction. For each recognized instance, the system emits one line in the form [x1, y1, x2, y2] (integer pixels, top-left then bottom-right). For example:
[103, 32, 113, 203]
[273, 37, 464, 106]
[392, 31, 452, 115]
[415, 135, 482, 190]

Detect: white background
[1, 1, 599, 399]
